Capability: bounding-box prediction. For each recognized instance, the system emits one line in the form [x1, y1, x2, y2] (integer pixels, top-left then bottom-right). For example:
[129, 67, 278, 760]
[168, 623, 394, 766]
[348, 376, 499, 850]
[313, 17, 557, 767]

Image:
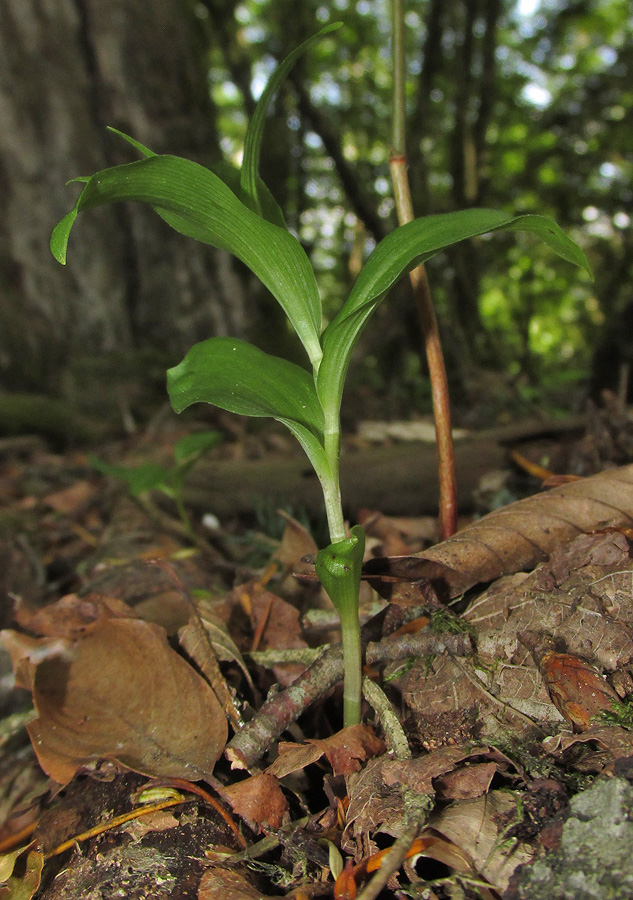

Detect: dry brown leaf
[366, 464, 633, 597]
[343, 746, 492, 851]
[547, 724, 633, 762]
[266, 725, 385, 779]
[530, 646, 621, 731]
[12, 592, 132, 639]
[42, 479, 97, 514]
[223, 773, 288, 833]
[265, 741, 324, 779]
[27, 617, 228, 784]
[198, 867, 284, 900]
[182, 597, 253, 688]
[433, 762, 498, 801]
[272, 511, 318, 575]
[428, 791, 534, 892]
[310, 724, 386, 777]
[1, 630, 72, 691]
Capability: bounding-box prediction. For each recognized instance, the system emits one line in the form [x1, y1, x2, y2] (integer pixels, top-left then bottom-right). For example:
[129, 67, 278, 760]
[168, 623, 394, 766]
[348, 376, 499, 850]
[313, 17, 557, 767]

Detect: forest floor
[1, 392, 633, 900]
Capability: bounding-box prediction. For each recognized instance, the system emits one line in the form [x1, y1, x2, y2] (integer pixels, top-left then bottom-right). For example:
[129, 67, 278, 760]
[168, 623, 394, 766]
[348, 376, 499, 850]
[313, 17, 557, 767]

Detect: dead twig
[225, 599, 463, 769]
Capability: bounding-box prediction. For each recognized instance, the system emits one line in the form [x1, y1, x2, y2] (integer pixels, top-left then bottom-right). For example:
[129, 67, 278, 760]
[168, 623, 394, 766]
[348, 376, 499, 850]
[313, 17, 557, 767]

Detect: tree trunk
[0, 0, 252, 392]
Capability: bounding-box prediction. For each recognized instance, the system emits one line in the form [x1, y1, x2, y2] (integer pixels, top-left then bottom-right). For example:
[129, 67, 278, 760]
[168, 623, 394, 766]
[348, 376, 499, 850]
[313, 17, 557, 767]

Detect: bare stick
[389, 0, 458, 539]
[226, 606, 471, 770]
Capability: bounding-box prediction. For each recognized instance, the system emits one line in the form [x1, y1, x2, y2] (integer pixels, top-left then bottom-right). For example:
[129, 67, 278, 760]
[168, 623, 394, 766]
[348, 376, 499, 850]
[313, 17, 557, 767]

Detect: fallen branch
[226, 599, 472, 769]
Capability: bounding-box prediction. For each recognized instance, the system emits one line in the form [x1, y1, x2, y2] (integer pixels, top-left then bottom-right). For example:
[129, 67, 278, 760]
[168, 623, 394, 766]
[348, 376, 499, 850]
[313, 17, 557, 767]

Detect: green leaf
[211, 160, 287, 229]
[173, 430, 223, 466]
[90, 456, 171, 496]
[51, 155, 323, 366]
[167, 337, 324, 434]
[108, 126, 286, 227]
[167, 338, 334, 487]
[241, 22, 342, 214]
[317, 209, 592, 416]
[107, 126, 156, 158]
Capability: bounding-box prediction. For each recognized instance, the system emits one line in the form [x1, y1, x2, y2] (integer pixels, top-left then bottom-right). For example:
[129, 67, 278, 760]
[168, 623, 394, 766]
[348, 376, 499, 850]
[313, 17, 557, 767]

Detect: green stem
[322, 414, 346, 543]
[315, 525, 365, 728]
[340, 604, 363, 726]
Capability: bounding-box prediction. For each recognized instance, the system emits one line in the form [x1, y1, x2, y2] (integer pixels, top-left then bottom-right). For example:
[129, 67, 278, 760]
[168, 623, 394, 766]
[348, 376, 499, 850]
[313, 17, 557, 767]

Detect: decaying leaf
[188, 597, 253, 686]
[427, 791, 535, 892]
[394, 531, 633, 747]
[526, 641, 621, 731]
[198, 866, 284, 900]
[12, 592, 132, 639]
[342, 745, 517, 852]
[366, 464, 633, 597]
[223, 773, 288, 833]
[26, 617, 228, 784]
[0, 847, 44, 900]
[266, 725, 385, 779]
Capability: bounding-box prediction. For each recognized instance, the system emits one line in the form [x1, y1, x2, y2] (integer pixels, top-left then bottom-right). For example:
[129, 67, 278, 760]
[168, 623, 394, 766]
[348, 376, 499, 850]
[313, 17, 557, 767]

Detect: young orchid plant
[51, 24, 591, 727]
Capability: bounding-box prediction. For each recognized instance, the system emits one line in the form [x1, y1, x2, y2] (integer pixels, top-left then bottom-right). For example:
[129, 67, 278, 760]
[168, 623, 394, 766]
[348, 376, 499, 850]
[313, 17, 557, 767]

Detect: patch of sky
[374, 176, 390, 195]
[598, 45, 617, 67]
[250, 56, 275, 100]
[305, 131, 324, 150]
[243, 24, 266, 45]
[614, 212, 630, 229]
[521, 82, 551, 107]
[599, 162, 618, 179]
[310, 77, 343, 105]
[234, 4, 251, 23]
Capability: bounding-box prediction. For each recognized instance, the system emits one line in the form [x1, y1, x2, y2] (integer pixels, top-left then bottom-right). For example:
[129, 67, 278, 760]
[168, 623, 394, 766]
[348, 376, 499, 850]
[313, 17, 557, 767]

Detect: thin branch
[390, 0, 458, 540]
[225, 600, 462, 770]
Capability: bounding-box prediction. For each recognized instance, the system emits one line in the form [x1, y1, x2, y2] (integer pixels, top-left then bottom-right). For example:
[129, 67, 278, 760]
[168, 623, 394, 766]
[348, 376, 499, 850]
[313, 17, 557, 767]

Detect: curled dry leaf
[266, 724, 385, 779]
[365, 463, 633, 597]
[223, 773, 288, 833]
[26, 617, 228, 784]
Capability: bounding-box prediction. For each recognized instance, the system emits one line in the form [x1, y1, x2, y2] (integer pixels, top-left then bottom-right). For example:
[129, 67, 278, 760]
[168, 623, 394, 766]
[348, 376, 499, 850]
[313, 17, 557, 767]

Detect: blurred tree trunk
[0, 0, 251, 392]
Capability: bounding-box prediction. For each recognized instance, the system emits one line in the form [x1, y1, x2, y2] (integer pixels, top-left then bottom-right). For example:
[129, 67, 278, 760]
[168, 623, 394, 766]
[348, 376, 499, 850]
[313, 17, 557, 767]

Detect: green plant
[51, 24, 591, 727]
[90, 430, 222, 536]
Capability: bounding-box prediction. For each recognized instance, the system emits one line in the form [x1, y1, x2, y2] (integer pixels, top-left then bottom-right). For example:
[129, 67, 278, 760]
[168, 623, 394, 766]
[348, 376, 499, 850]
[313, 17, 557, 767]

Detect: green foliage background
[195, 0, 631, 417]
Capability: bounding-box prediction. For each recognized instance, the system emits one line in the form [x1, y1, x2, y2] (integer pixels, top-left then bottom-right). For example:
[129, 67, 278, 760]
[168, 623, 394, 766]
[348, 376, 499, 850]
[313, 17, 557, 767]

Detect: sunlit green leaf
[167, 338, 334, 487]
[167, 337, 324, 435]
[50, 155, 322, 366]
[317, 209, 592, 416]
[241, 22, 342, 214]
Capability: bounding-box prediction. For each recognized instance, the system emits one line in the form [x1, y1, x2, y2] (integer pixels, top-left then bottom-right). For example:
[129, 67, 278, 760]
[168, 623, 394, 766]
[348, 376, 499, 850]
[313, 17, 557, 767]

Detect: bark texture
[0, 0, 251, 390]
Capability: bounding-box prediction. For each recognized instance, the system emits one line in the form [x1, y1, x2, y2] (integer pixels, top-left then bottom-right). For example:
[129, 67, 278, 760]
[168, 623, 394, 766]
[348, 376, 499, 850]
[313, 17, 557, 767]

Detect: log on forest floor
[184, 417, 585, 519]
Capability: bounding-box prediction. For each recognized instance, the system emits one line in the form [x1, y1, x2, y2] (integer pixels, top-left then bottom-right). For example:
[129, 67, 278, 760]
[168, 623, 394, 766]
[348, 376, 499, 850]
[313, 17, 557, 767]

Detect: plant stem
[322, 418, 347, 543]
[340, 604, 363, 726]
[315, 525, 365, 728]
[389, 0, 458, 540]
